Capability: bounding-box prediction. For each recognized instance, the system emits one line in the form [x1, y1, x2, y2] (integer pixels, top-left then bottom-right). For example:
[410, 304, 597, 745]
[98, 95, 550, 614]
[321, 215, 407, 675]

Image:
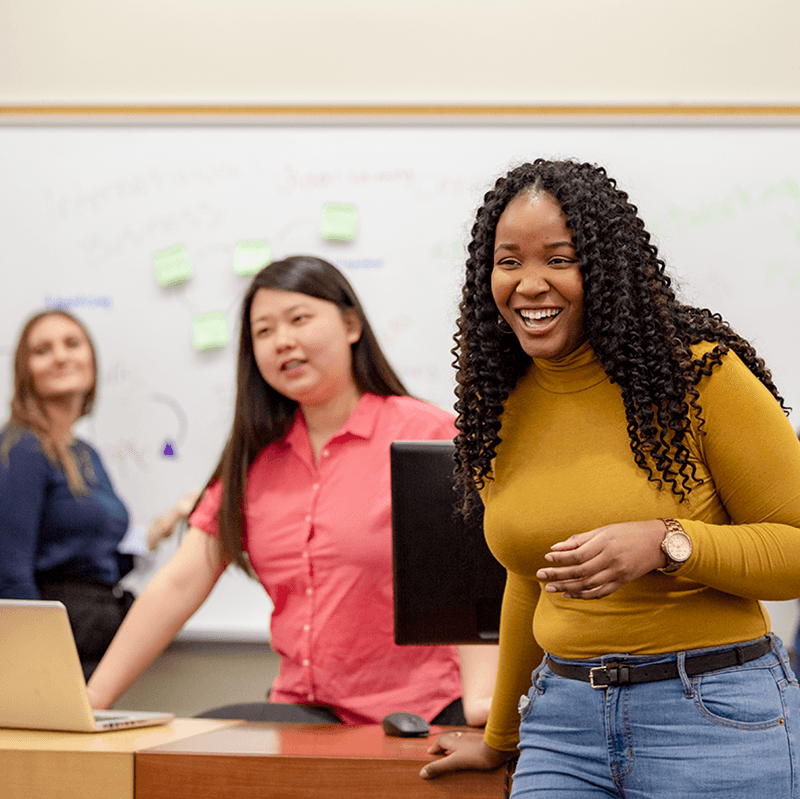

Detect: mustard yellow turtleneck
[482, 341, 800, 752]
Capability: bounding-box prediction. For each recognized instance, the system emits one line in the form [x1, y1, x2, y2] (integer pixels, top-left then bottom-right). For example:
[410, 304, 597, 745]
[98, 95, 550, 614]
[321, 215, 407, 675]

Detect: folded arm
[537, 351, 800, 601]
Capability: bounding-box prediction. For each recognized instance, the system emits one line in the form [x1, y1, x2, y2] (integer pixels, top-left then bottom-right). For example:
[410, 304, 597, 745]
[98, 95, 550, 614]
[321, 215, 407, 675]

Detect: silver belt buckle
[589, 666, 607, 689]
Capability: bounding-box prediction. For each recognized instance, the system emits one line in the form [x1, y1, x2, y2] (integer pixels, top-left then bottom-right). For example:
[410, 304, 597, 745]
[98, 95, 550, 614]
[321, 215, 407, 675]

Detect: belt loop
[734, 646, 745, 665]
[676, 651, 693, 698]
[768, 633, 796, 682]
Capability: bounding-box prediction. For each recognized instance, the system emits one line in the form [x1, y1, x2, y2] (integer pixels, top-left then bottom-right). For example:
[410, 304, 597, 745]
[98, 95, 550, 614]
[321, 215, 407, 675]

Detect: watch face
[666, 532, 692, 562]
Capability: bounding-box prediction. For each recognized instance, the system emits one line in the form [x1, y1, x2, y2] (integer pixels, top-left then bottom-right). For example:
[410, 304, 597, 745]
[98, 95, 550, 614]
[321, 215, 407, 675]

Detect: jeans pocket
[518, 660, 547, 721]
[693, 662, 786, 730]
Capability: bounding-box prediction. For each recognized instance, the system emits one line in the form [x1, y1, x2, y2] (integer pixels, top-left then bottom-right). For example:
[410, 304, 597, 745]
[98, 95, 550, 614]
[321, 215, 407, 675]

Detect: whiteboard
[1, 122, 798, 641]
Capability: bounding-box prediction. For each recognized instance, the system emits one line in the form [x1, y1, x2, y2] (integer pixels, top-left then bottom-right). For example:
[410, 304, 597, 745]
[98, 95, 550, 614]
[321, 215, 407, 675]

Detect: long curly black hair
[453, 159, 787, 511]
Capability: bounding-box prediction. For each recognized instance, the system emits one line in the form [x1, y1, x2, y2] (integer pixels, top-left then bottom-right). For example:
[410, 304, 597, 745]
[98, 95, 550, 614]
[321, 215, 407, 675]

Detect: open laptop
[390, 440, 506, 645]
[0, 598, 174, 732]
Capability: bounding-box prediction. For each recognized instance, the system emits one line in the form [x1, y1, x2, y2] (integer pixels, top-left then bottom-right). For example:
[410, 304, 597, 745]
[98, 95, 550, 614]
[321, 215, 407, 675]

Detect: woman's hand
[147, 489, 201, 550]
[420, 730, 515, 779]
[535, 520, 668, 599]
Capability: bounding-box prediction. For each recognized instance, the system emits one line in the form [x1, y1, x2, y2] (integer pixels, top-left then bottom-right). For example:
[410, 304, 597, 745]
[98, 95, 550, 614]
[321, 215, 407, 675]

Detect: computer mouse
[381, 711, 430, 737]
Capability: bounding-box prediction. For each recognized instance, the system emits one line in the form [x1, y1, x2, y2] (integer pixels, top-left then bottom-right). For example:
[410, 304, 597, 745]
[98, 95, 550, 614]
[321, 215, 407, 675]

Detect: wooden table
[0, 718, 235, 799]
[135, 723, 509, 798]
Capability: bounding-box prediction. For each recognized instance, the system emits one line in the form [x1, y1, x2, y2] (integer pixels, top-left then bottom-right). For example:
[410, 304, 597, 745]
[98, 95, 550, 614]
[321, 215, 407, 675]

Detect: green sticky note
[154, 245, 193, 288]
[192, 311, 229, 352]
[320, 203, 358, 242]
[234, 240, 272, 276]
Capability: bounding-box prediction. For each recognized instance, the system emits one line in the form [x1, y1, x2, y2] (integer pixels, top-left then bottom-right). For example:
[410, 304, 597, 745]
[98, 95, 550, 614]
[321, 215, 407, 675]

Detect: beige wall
[1, 0, 799, 106]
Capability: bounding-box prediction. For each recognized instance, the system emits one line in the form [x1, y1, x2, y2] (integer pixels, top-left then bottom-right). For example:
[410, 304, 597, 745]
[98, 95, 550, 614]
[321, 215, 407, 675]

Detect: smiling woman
[421, 159, 800, 797]
[491, 191, 585, 362]
[0, 310, 135, 679]
[26, 315, 96, 404]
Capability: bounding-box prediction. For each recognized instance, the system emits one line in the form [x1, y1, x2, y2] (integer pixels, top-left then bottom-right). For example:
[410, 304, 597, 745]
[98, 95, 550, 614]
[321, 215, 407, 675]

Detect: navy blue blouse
[0, 427, 130, 598]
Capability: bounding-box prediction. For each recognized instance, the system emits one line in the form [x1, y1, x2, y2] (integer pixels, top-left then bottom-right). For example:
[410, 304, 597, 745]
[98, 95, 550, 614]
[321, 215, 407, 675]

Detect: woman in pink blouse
[87, 255, 496, 726]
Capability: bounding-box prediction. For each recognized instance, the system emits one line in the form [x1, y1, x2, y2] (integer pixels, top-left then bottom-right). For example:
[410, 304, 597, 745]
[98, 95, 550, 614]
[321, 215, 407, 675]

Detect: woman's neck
[301, 385, 363, 463]
[39, 395, 82, 446]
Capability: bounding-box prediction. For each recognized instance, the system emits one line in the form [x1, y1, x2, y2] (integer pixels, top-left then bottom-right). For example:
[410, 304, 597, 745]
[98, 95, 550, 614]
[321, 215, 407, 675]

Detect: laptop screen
[390, 440, 505, 645]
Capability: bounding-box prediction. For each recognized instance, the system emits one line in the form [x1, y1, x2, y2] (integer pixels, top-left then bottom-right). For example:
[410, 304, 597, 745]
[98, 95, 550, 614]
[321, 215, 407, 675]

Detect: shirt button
[302, 659, 310, 667]
[305, 515, 311, 522]
[306, 588, 313, 596]
[303, 624, 310, 632]
[322, 450, 329, 458]
[313, 483, 319, 491]
[307, 694, 315, 702]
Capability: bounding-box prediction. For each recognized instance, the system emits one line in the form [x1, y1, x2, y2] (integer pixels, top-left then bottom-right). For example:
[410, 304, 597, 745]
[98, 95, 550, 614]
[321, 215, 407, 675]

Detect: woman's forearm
[87, 527, 224, 708]
[457, 644, 500, 726]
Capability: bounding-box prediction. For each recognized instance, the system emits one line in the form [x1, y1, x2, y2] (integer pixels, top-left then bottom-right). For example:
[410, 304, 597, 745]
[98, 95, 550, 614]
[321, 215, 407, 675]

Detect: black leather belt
[546, 637, 772, 689]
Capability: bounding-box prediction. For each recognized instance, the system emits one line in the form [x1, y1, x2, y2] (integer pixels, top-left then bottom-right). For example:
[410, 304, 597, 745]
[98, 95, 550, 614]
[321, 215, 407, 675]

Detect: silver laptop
[0, 598, 174, 732]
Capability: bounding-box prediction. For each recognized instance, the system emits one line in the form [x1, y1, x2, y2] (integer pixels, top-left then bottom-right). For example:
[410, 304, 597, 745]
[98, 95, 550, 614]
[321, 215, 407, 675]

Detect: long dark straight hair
[211, 255, 408, 572]
[1, 309, 98, 495]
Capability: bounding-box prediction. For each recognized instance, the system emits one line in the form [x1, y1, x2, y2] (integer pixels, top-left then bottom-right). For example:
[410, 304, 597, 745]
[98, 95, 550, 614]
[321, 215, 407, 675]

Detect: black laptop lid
[390, 440, 505, 645]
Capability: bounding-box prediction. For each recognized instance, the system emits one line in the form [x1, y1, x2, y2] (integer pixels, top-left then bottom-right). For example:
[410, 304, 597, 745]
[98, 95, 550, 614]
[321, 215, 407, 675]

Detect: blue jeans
[512, 635, 800, 798]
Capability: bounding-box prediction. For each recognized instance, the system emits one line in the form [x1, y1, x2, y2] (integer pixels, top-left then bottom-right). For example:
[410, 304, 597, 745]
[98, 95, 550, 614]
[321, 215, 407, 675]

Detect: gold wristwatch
[658, 518, 692, 573]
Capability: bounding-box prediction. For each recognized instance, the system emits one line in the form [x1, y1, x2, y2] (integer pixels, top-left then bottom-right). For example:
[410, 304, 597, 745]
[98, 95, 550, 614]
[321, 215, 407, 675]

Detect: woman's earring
[497, 315, 513, 334]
